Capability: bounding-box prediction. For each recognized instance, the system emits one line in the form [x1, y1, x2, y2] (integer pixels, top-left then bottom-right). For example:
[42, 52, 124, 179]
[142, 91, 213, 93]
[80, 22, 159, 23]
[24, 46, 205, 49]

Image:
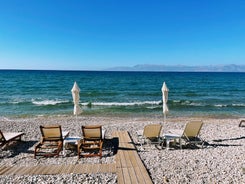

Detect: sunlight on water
[0, 70, 244, 118]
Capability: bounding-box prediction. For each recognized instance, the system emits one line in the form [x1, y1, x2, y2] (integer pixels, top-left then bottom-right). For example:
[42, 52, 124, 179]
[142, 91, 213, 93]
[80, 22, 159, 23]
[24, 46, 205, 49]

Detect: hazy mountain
[105, 64, 245, 72]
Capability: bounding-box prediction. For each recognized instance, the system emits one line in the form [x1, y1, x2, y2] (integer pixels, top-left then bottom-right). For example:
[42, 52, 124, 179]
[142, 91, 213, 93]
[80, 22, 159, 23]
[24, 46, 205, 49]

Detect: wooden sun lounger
[34, 125, 65, 158]
[0, 130, 25, 147]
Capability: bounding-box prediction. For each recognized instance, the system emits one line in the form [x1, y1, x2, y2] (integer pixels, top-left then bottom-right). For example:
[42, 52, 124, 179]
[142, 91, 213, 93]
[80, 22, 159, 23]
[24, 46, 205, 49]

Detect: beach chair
[77, 125, 103, 159]
[0, 130, 24, 148]
[34, 125, 64, 158]
[137, 124, 162, 149]
[168, 121, 204, 148]
[239, 120, 245, 127]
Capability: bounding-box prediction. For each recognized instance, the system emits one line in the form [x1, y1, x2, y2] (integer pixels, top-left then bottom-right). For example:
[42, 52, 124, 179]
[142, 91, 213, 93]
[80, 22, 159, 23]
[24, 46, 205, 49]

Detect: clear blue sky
[0, 0, 245, 70]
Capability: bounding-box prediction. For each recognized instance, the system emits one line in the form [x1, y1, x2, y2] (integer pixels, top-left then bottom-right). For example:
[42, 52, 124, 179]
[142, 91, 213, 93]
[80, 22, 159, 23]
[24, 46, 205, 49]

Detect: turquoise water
[0, 70, 244, 118]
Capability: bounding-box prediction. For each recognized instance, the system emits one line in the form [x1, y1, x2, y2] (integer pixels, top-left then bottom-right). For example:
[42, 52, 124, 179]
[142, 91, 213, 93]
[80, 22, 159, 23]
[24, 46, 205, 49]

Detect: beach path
[112, 131, 153, 184]
[0, 163, 117, 175]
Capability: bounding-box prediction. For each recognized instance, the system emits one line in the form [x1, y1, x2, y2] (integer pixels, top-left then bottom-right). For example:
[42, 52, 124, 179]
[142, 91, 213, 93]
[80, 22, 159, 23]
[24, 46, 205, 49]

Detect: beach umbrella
[71, 81, 82, 116]
[161, 82, 169, 124]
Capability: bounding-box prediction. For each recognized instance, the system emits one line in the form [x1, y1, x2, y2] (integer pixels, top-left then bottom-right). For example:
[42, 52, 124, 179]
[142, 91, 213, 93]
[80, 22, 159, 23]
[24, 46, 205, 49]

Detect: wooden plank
[117, 168, 124, 184]
[48, 165, 62, 175]
[122, 167, 132, 184]
[91, 164, 100, 173]
[128, 167, 138, 184]
[17, 166, 33, 175]
[85, 164, 91, 173]
[82, 164, 89, 173]
[63, 164, 75, 174]
[58, 164, 67, 174]
[119, 150, 127, 168]
[73, 164, 79, 174]
[133, 151, 152, 184]
[18, 166, 31, 175]
[0, 163, 116, 176]
[3, 166, 18, 175]
[0, 166, 12, 175]
[124, 148, 134, 168]
[133, 166, 146, 184]
[26, 166, 40, 175]
[35, 165, 47, 175]
[116, 150, 122, 168]
[11, 166, 24, 175]
[73, 164, 82, 174]
[61, 164, 74, 174]
[107, 163, 115, 173]
[117, 131, 133, 169]
[102, 164, 110, 173]
[99, 164, 106, 173]
[128, 150, 139, 168]
[109, 163, 117, 173]
[39, 165, 52, 175]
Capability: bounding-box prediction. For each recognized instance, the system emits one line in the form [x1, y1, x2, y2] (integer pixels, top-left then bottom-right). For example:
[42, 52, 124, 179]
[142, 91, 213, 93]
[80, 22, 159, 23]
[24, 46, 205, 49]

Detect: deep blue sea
[0, 70, 244, 118]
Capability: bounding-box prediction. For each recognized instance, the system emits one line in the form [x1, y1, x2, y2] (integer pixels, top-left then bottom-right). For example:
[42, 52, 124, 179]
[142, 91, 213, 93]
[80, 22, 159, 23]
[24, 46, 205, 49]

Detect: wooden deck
[0, 131, 153, 184]
[0, 163, 116, 175]
[112, 131, 153, 184]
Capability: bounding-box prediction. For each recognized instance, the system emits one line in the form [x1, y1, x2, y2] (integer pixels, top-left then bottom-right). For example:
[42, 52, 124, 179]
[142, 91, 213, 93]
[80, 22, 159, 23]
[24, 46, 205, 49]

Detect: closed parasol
[71, 81, 82, 116]
[161, 82, 169, 124]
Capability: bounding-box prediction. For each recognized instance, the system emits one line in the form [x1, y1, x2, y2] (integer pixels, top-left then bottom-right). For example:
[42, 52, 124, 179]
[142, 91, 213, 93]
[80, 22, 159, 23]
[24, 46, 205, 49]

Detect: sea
[0, 70, 244, 118]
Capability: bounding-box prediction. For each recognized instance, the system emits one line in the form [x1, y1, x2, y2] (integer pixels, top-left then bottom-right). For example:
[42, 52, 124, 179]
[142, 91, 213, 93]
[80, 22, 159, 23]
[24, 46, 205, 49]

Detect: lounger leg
[139, 141, 143, 151]
[166, 139, 170, 150]
[179, 138, 182, 149]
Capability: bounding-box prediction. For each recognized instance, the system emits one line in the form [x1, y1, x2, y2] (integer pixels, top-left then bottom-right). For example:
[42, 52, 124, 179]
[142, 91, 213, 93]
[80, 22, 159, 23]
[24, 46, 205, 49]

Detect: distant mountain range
[105, 64, 245, 72]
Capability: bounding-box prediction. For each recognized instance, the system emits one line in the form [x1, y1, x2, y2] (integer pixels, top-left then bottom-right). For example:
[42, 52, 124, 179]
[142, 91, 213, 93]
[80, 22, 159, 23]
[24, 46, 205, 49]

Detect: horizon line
[0, 64, 245, 72]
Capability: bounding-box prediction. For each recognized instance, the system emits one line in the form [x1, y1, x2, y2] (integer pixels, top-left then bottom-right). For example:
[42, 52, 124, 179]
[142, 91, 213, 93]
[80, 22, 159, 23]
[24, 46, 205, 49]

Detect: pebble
[1, 116, 245, 183]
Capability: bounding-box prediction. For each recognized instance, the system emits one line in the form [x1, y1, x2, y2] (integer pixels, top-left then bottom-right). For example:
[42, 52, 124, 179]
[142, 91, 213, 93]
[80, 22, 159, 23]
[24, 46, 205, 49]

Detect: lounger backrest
[82, 125, 102, 139]
[184, 121, 203, 138]
[143, 124, 162, 138]
[0, 130, 6, 142]
[40, 125, 63, 141]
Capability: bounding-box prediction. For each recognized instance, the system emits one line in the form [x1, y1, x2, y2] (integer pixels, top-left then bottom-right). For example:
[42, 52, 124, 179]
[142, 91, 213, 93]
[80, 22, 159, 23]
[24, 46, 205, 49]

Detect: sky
[0, 0, 245, 70]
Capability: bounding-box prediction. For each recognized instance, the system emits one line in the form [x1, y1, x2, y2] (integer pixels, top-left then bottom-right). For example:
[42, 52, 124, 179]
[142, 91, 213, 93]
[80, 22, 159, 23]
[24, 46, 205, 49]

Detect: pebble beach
[0, 115, 245, 183]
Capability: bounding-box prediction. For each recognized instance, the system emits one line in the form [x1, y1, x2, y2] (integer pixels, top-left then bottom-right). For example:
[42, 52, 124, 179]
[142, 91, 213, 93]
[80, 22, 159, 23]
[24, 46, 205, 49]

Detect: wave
[32, 99, 69, 106]
[171, 100, 245, 108]
[4, 98, 245, 109]
[80, 100, 245, 108]
[81, 101, 161, 106]
[232, 103, 245, 107]
[0, 98, 70, 106]
[1, 99, 27, 105]
[214, 104, 245, 107]
[214, 104, 227, 107]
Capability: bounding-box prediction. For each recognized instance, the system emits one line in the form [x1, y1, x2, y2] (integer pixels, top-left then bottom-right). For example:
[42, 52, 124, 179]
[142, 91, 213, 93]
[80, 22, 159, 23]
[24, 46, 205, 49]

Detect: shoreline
[1, 115, 245, 183]
[1, 113, 244, 121]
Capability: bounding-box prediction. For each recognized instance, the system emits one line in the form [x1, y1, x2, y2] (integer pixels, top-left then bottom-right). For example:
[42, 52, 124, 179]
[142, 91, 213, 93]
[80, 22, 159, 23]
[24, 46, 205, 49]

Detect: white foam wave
[7, 99, 25, 104]
[232, 103, 245, 107]
[32, 100, 68, 106]
[82, 101, 161, 106]
[189, 102, 203, 106]
[11, 101, 22, 104]
[146, 106, 159, 109]
[214, 104, 227, 107]
[187, 103, 244, 108]
[173, 100, 181, 103]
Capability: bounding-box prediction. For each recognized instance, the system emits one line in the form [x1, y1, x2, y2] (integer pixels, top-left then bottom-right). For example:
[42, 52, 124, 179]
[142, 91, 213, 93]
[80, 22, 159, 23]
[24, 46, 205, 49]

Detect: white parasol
[71, 81, 82, 117]
[161, 82, 169, 124]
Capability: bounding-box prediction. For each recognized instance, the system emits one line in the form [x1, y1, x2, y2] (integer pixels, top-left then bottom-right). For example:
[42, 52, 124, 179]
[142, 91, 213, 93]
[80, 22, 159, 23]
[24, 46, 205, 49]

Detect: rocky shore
[0, 115, 244, 183]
